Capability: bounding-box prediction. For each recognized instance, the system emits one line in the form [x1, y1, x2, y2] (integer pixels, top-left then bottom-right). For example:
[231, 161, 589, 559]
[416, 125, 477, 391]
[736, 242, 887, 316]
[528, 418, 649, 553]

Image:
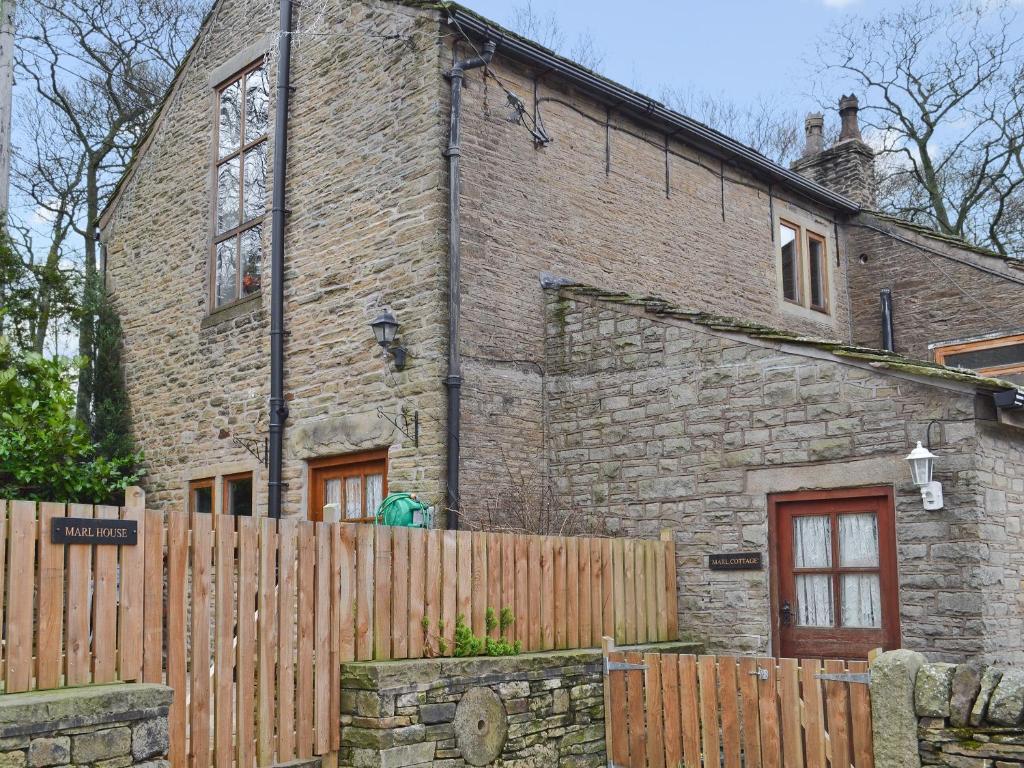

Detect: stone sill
[200, 293, 264, 330]
[341, 640, 702, 692]
[0, 683, 172, 739]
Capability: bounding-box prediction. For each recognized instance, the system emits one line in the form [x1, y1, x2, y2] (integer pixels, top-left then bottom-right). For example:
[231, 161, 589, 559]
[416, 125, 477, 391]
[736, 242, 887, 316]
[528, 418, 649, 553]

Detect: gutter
[444, 38, 496, 531]
[268, 0, 293, 518]
[445, 8, 860, 217]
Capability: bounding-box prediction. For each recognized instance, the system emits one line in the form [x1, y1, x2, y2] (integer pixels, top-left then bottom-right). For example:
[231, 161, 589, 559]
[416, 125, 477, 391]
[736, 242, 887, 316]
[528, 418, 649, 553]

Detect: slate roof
[553, 282, 1024, 396]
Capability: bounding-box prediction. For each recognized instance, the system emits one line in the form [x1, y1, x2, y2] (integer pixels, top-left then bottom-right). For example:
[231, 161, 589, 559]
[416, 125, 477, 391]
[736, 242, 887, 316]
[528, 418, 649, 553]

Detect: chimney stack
[838, 94, 862, 142]
[803, 113, 825, 158]
[791, 94, 876, 208]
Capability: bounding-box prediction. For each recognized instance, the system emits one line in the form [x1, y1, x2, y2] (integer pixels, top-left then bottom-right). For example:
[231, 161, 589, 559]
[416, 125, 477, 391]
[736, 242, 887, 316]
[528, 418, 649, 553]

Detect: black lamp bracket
[233, 436, 269, 467]
[925, 420, 941, 450]
[377, 406, 419, 447]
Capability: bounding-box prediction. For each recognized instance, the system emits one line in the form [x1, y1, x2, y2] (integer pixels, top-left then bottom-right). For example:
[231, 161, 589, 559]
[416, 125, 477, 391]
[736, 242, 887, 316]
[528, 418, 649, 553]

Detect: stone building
[100, 0, 1024, 659]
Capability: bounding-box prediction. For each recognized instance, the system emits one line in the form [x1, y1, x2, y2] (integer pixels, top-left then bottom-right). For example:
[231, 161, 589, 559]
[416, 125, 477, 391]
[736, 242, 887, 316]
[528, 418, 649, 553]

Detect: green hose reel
[375, 493, 434, 528]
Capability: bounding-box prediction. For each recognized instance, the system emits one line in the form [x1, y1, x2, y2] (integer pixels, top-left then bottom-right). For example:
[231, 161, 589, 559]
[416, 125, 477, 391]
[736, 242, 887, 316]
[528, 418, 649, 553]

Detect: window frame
[779, 219, 804, 306]
[308, 449, 389, 523]
[188, 477, 215, 515]
[806, 231, 829, 314]
[932, 332, 1024, 378]
[210, 59, 269, 313]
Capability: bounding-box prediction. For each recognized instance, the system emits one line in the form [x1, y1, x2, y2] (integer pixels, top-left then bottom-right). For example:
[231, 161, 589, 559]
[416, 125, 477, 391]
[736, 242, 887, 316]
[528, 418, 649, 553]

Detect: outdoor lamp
[369, 310, 407, 370]
[905, 441, 943, 511]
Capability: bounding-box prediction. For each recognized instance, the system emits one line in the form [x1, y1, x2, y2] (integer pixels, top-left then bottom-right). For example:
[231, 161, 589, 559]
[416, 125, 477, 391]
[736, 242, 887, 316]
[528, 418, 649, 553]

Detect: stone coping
[341, 641, 701, 692]
[0, 683, 172, 739]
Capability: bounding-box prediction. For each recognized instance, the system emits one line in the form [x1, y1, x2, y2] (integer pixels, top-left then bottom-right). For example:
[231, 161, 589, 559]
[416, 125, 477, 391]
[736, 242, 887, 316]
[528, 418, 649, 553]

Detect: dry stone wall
[0, 684, 170, 768]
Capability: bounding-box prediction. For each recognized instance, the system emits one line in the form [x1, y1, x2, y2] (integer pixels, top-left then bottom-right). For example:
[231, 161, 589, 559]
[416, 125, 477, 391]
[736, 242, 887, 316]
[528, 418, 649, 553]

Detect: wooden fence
[0, 491, 679, 766]
[602, 644, 873, 768]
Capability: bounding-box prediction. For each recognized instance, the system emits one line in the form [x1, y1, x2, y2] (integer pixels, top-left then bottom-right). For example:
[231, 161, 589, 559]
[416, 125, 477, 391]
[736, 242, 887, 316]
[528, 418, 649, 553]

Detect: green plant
[0, 336, 141, 502]
[421, 609, 521, 658]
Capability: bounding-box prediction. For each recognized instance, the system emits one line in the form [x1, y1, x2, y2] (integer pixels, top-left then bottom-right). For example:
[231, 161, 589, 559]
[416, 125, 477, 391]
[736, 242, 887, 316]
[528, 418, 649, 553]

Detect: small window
[225, 472, 254, 516]
[934, 334, 1024, 384]
[780, 222, 801, 304]
[212, 62, 269, 310]
[778, 221, 830, 315]
[189, 478, 214, 514]
[308, 450, 388, 523]
[807, 233, 828, 312]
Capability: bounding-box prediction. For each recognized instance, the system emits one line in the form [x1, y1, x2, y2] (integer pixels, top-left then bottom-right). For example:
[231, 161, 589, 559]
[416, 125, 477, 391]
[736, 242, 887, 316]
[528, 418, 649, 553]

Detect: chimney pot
[838, 94, 862, 142]
[803, 112, 825, 157]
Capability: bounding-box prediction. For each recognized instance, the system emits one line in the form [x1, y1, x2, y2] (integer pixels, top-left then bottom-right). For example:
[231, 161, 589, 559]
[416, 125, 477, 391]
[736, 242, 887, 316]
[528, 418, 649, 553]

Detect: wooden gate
[602, 641, 873, 768]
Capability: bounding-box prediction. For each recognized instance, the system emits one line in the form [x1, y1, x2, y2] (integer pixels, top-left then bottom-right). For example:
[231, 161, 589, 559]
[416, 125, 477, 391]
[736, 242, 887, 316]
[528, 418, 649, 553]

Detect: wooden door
[769, 487, 900, 659]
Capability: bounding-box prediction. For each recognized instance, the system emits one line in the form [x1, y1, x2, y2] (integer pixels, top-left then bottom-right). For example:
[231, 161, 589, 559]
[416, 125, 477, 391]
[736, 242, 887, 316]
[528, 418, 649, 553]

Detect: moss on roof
[557, 283, 1023, 392]
[865, 211, 1023, 265]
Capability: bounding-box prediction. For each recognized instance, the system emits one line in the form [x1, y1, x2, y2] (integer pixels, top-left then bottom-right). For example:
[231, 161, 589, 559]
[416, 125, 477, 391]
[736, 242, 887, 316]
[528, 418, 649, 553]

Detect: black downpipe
[268, 0, 293, 519]
[444, 40, 496, 531]
[880, 288, 895, 352]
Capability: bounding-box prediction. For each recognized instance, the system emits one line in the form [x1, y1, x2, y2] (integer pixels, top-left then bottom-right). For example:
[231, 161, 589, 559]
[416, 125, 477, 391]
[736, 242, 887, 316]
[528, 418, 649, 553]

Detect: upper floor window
[933, 333, 1024, 384]
[778, 221, 829, 315]
[213, 62, 269, 309]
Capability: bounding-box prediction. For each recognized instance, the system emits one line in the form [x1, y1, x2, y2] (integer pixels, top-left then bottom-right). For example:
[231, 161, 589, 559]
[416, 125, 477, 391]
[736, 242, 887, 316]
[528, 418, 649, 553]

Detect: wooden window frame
[210, 60, 268, 312]
[308, 449, 389, 523]
[768, 486, 900, 659]
[224, 471, 255, 516]
[933, 333, 1024, 378]
[188, 477, 215, 515]
[779, 219, 804, 306]
[806, 230, 829, 314]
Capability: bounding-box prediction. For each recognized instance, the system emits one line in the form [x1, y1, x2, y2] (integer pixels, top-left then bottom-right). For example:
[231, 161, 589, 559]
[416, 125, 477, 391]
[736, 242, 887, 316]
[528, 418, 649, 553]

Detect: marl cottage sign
[51, 518, 138, 546]
[708, 552, 763, 571]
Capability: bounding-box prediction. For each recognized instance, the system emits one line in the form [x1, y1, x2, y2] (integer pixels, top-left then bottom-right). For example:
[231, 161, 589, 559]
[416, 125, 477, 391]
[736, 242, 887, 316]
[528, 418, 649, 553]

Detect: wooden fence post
[602, 636, 615, 768]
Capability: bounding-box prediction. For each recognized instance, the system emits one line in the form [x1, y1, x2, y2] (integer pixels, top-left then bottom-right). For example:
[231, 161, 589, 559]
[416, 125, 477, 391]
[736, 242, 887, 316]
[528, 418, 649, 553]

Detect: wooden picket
[0, 495, 680, 767]
[603, 643, 874, 768]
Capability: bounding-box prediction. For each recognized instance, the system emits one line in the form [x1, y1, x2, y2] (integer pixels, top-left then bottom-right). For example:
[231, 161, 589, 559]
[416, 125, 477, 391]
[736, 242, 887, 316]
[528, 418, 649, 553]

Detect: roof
[100, 0, 862, 227]
[550, 281, 1024, 398]
[865, 211, 1024, 265]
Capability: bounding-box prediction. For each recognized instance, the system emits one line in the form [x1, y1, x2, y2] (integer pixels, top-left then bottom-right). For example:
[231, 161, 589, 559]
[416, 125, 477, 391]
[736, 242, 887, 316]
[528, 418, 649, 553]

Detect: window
[933, 333, 1024, 384]
[308, 450, 388, 523]
[189, 478, 214, 514]
[225, 472, 254, 516]
[778, 221, 830, 314]
[188, 473, 253, 515]
[212, 62, 269, 309]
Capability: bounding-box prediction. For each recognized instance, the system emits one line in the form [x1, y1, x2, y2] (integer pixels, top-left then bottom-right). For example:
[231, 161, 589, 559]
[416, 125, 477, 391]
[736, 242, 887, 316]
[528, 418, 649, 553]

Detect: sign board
[52, 517, 138, 546]
[708, 552, 762, 571]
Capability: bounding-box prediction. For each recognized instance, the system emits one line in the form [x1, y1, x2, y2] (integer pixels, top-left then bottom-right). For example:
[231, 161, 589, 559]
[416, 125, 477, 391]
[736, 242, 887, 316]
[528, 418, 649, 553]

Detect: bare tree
[12, 0, 202, 411]
[509, 1, 605, 72]
[815, 1, 1024, 257]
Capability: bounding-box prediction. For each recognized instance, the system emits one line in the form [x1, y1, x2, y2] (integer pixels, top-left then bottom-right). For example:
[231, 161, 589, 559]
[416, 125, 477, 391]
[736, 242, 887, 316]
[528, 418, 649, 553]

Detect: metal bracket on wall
[232, 436, 269, 467]
[377, 406, 419, 447]
[604, 658, 648, 674]
[815, 671, 872, 684]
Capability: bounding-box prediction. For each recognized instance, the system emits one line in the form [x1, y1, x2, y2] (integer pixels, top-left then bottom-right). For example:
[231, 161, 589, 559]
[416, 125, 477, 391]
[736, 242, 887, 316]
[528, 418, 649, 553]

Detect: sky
[456, 0, 984, 123]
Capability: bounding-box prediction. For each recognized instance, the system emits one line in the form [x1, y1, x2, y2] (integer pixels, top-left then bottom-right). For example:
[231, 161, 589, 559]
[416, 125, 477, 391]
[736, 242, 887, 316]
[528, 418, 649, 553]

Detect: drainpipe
[880, 288, 895, 352]
[267, 0, 293, 519]
[444, 39, 495, 531]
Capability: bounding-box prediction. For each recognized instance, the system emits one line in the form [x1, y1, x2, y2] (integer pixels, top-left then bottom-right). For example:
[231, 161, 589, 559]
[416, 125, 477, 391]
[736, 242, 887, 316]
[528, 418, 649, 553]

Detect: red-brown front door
[769, 487, 900, 659]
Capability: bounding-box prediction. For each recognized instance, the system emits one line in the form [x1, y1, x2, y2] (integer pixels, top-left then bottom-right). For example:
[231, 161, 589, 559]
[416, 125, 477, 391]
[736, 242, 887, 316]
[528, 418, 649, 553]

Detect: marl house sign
[52, 517, 138, 546]
[708, 552, 763, 571]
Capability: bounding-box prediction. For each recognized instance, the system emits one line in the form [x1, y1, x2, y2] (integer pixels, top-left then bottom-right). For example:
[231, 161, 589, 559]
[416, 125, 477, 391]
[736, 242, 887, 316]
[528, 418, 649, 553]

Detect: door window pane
[780, 223, 800, 302]
[796, 574, 834, 627]
[794, 515, 832, 568]
[345, 476, 362, 520]
[839, 513, 879, 567]
[841, 574, 881, 627]
[322, 479, 341, 522]
[366, 473, 384, 520]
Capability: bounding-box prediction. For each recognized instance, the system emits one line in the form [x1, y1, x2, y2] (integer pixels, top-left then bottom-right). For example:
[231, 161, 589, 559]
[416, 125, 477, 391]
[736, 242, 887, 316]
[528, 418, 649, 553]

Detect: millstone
[453, 686, 508, 766]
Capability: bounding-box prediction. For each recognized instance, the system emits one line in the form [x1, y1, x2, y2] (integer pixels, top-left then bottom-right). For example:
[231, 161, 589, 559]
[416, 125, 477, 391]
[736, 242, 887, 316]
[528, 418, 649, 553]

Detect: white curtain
[345, 476, 362, 519]
[367, 474, 384, 520]
[322, 479, 341, 522]
[793, 516, 834, 626]
[839, 513, 881, 627]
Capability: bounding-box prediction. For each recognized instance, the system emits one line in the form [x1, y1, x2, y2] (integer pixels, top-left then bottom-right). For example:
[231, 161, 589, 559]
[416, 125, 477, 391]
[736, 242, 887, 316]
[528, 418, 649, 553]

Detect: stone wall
[915, 660, 1024, 768]
[0, 683, 170, 767]
[543, 286, 1024, 661]
[338, 645, 693, 768]
[846, 213, 1024, 362]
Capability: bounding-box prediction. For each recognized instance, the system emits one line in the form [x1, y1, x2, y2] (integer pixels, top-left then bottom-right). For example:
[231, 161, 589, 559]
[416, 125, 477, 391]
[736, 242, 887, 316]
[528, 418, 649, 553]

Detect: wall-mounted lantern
[370, 310, 407, 370]
[906, 440, 943, 511]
